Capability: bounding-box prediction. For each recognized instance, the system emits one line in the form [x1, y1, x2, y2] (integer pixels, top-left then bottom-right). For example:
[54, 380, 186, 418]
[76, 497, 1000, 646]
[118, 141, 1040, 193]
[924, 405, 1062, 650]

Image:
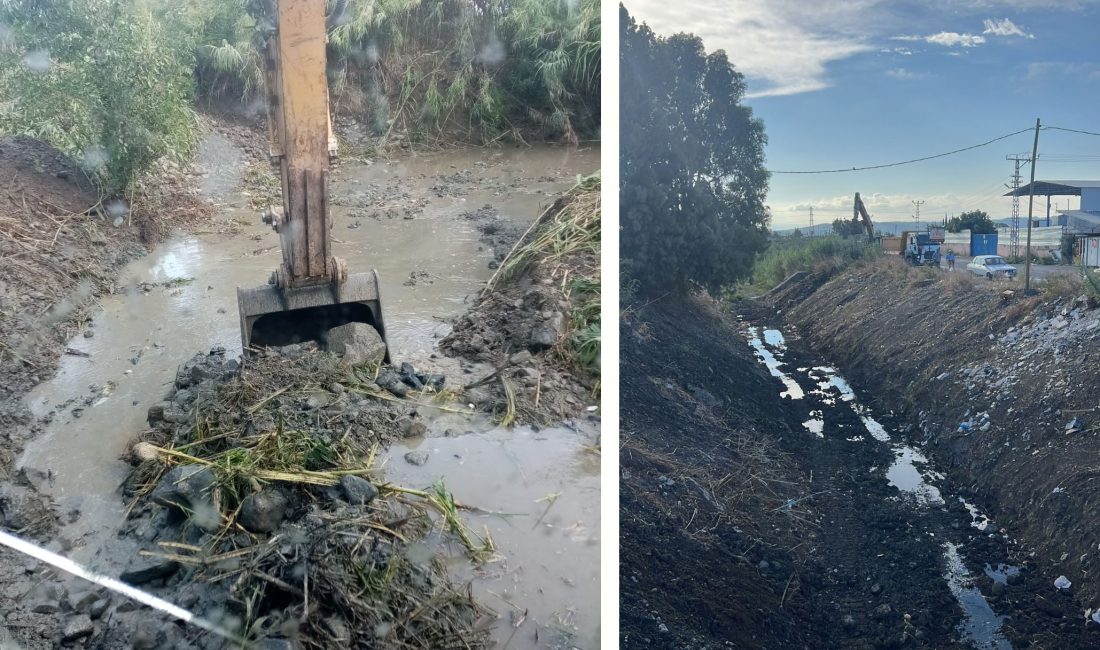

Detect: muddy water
[743, 325, 1012, 649]
[17, 137, 600, 645]
[383, 427, 600, 649]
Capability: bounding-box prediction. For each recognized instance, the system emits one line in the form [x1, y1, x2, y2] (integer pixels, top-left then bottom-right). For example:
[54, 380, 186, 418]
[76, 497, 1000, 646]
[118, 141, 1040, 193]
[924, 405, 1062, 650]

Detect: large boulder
[325, 323, 386, 368]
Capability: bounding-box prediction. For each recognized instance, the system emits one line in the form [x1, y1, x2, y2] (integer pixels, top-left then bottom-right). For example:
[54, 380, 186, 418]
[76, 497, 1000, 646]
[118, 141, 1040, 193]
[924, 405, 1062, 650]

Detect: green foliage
[744, 236, 882, 295]
[177, 0, 599, 142]
[946, 210, 997, 234]
[0, 0, 199, 193]
[566, 276, 600, 373]
[619, 5, 769, 296]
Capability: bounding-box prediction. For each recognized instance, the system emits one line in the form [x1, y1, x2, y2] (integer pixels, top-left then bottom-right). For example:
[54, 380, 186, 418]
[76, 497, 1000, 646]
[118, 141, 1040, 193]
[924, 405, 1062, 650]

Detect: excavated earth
[768, 258, 1100, 624]
[620, 285, 1100, 649]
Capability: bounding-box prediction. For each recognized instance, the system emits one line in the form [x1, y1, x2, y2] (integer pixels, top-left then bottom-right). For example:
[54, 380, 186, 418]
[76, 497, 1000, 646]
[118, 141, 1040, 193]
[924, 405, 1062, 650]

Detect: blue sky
[626, 0, 1100, 229]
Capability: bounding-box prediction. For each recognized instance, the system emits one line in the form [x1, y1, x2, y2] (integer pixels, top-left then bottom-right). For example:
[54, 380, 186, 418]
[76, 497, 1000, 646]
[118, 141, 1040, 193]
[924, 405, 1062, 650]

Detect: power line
[1043, 125, 1100, 137]
[768, 127, 1034, 174]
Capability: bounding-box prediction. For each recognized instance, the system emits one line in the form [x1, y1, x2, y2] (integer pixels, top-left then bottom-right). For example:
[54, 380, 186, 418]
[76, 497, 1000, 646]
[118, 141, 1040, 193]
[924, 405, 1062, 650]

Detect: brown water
[17, 136, 600, 647]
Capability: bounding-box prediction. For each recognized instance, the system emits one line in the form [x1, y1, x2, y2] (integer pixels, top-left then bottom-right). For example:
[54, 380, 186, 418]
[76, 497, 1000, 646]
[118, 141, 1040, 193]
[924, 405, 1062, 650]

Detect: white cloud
[982, 17, 1033, 37]
[628, 0, 877, 98]
[886, 67, 926, 79]
[926, 31, 987, 47]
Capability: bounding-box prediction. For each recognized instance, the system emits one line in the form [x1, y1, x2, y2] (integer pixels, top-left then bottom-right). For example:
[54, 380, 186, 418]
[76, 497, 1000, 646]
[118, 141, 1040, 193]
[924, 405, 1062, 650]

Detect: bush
[743, 236, 882, 294]
[0, 0, 199, 194]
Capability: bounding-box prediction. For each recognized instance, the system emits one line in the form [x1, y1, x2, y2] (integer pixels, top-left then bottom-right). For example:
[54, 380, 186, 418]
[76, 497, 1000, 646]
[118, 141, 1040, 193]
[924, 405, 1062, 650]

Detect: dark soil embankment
[770, 257, 1100, 619]
[442, 175, 600, 426]
[620, 292, 1097, 648]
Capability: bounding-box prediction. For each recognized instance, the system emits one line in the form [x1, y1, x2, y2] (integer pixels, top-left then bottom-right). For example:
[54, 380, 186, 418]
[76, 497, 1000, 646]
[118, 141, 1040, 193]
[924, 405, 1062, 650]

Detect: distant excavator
[852, 192, 876, 242]
[236, 0, 388, 358]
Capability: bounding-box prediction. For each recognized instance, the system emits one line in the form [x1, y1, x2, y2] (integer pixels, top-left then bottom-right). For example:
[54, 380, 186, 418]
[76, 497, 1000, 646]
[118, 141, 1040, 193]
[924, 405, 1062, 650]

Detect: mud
[620, 294, 1098, 648]
[763, 258, 1100, 644]
[2, 123, 599, 647]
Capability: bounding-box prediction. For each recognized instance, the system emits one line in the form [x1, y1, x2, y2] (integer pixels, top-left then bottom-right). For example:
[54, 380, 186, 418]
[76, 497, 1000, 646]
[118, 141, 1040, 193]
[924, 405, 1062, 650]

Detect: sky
[625, 0, 1100, 230]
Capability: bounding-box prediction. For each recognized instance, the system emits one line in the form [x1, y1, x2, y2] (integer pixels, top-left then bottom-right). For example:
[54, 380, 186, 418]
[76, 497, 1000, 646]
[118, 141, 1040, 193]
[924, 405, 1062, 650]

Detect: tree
[791, 228, 803, 238]
[946, 210, 997, 234]
[619, 5, 769, 295]
[832, 218, 865, 237]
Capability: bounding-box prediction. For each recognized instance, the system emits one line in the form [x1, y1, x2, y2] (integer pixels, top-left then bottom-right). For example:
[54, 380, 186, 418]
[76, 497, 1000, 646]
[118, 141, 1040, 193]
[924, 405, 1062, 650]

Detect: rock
[89, 598, 109, 619]
[418, 373, 445, 392]
[173, 389, 194, 405]
[340, 475, 378, 505]
[529, 325, 559, 351]
[61, 614, 94, 643]
[132, 441, 160, 463]
[399, 362, 424, 389]
[150, 464, 219, 531]
[190, 363, 217, 385]
[239, 489, 289, 533]
[510, 350, 533, 365]
[376, 368, 408, 397]
[119, 560, 179, 586]
[404, 451, 429, 466]
[146, 402, 170, 423]
[873, 603, 893, 619]
[397, 416, 427, 438]
[325, 323, 386, 368]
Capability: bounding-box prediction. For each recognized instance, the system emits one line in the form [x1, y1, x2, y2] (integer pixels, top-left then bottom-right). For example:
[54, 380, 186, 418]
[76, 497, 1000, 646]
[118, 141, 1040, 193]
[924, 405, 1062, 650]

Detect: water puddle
[743, 322, 1011, 647]
[984, 563, 1021, 586]
[746, 327, 804, 399]
[886, 447, 944, 506]
[382, 426, 600, 648]
[943, 542, 1012, 649]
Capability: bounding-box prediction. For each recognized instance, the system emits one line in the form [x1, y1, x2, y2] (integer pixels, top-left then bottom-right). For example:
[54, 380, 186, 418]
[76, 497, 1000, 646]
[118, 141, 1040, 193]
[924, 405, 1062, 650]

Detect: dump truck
[902, 230, 943, 266]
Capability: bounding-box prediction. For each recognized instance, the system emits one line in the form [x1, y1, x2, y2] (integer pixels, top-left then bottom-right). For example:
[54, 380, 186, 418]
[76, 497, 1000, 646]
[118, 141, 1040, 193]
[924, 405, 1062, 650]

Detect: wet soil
[2, 124, 600, 648]
[766, 258, 1100, 636]
[619, 294, 1098, 648]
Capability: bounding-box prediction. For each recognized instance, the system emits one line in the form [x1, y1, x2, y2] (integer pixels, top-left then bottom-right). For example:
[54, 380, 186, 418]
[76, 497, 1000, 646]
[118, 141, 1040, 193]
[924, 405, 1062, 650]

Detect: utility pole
[809, 206, 814, 236]
[912, 200, 925, 229]
[1024, 118, 1040, 293]
[1006, 155, 1026, 258]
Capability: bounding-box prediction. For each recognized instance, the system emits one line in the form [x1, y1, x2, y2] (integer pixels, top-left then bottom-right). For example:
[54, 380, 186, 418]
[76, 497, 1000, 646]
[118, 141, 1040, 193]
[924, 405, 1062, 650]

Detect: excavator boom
[853, 192, 875, 241]
[236, 0, 388, 356]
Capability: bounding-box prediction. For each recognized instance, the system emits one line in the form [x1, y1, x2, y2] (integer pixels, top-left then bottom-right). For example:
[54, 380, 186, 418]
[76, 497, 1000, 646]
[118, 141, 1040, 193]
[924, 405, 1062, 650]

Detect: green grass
[739, 236, 882, 297]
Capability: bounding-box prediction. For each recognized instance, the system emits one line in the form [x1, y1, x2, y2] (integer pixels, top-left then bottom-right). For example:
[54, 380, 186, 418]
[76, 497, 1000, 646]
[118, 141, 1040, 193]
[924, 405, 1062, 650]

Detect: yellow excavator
[236, 0, 388, 358]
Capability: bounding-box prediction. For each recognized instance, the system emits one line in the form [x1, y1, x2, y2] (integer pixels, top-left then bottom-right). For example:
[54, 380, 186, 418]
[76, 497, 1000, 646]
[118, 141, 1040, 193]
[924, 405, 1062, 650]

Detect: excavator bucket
[237, 270, 389, 357]
[235, 0, 389, 359]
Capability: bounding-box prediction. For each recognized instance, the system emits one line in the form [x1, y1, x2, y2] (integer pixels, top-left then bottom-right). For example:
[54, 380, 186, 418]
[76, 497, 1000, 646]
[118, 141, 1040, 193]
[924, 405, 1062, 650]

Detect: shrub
[0, 0, 199, 194]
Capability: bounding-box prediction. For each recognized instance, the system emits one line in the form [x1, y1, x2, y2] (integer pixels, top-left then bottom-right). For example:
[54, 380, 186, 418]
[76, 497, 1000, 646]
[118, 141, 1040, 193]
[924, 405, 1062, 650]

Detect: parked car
[967, 255, 1017, 280]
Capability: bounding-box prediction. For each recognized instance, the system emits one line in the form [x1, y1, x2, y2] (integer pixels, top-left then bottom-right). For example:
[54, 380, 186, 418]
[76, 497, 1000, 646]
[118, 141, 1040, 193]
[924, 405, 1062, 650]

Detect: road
[946, 255, 1079, 283]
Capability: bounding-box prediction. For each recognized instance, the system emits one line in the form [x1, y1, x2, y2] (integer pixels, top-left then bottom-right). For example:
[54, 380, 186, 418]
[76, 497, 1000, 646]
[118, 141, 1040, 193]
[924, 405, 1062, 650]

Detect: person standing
[946, 249, 956, 271]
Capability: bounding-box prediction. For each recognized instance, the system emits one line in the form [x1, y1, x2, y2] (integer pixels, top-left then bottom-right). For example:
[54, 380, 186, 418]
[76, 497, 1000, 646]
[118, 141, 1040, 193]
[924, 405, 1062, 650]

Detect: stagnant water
[17, 135, 600, 648]
[744, 325, 1011, 650]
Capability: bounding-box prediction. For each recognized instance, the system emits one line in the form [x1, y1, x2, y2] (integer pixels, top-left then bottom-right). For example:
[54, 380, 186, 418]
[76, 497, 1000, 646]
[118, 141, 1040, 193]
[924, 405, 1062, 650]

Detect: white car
[967, 255, 1017, 280]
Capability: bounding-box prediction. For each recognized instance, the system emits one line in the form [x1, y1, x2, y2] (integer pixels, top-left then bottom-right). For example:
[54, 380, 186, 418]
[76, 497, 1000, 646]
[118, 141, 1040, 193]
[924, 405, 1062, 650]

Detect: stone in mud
[119, 560, 179, 586]
[340, 475, 379, 505]
[399, 362, 424, 389]
[147, 401, 170, 423]
[510, 350, 533, 365]
[404, 450, 429, 466]
[239, 488, 289, 534]
[325, 322, 386, 368]
[151, 464, 218, 530]
[397, 415, 427, 438]
[376, 368, 408, 397]
[61, 614, 94, 643]
[88, 598, 109, 620]
[529, 312, 565, 351]
[419, 373, 445, 392]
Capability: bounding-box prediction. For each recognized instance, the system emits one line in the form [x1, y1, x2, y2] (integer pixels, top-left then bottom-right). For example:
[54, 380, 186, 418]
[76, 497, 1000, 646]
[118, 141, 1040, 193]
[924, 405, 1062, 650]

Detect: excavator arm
[853, 192, 875, 242]
[236, 0, 388, 356]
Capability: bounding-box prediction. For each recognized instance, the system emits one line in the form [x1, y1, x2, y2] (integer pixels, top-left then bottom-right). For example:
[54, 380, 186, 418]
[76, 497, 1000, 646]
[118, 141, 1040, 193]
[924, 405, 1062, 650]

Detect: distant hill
[773, 217, 1025, 237]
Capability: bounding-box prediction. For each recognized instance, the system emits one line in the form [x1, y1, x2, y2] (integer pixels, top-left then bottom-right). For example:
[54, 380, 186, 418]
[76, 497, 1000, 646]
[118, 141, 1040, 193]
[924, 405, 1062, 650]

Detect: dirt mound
[442, 177, 600, 426]
[0, 136, 99, 215]
[770, 258, 1100, 627]
[97, 344, 492, 648]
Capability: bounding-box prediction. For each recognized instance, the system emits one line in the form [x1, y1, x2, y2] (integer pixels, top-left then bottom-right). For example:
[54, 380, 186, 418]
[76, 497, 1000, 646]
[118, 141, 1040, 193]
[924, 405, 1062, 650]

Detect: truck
[902, 230, 942, 266]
